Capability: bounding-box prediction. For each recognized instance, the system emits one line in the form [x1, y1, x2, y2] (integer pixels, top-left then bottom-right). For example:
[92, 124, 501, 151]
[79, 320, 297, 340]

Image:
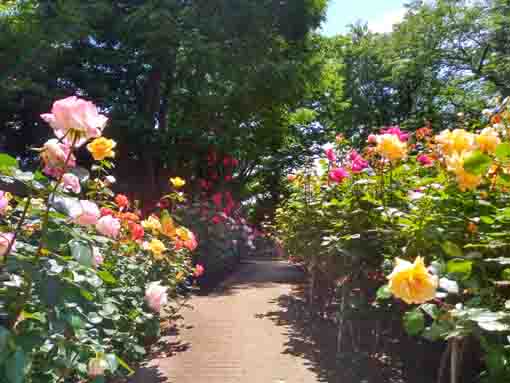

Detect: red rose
[114, 194, 129, 208]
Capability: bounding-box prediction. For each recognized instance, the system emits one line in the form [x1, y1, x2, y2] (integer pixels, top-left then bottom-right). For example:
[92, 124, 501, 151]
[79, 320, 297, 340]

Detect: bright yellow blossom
[145, 239, 167, 260]
[435, 129, 475, 156]
[375, 134, 407, 161]
[87, 137, 116, 161]
[388, 257, 438, 304]
[141, 215, 162, 235]
[160, 214, 177, 239]
[446, 152, 483, 191]
[170, 177, 186, 188]
[476, 127, 500, 154]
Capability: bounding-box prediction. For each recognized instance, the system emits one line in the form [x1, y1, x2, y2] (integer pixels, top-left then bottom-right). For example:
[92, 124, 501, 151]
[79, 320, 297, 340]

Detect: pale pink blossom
[145, 281, 168, 313]
[0, 233, 16, 257]
[367, 134, 377, 144]
[62, 173, 81, 193]
[41, 96, 108, 147]
[95, 215, 121, 238]
[92, 247, 104, 267]
[88, 357, 108, 377]
[41, 139, 76, 177]
[0, 192, 9, 215]
[70, 200, 100, 225]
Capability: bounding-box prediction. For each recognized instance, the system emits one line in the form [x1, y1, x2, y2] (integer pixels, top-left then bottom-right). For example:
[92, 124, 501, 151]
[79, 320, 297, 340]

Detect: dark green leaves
[441, 241, 463, 258]
[403, 309, 425, 336]
[5, 348, 28, 383]
[463, 150, 492, 175]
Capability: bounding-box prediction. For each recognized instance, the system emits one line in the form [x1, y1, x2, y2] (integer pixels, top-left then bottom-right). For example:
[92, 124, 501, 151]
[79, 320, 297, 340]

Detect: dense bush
[0, 97, 202, 382]
[275, 99, 510, 382]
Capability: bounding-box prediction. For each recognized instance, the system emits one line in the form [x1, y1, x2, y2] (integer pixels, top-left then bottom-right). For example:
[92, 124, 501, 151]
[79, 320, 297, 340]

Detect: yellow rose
[170, 177, 186, 188]
[375, 134, 407, 161]
[145, 239, 166, 260]
[160, 212, 177, 238]
[476, 127, 500, 154]
[87, 137, 116, 161]
[141, 215, 162, 235]
[176, 227, 191, 241]
[435, 129, 475, 156]
[388, 257, 438, 304]
[446, 153, 482, 191]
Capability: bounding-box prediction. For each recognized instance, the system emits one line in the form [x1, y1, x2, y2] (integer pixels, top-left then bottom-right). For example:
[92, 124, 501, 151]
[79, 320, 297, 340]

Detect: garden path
[129, 258, 337, 383]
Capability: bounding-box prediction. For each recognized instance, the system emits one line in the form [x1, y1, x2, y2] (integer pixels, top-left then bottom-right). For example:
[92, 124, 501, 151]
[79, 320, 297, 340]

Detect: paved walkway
[130, 259, 334, 383]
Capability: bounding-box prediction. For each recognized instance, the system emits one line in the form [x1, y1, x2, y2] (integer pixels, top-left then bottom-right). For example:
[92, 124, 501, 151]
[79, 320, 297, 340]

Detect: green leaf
[115, 355, 134, 376]
[69, 240, 93, 268]
[502, 269, 510, 280]
[498, 173, 510, 186]
[441, 241, 463, 258]
[447, 259, 473, 279]
[80, 289, 94, 301]
[6, 348, 28, 383]
[480, 216, 495, 225]
[97, 270, 117, 284]
[463, 150, 492, 175]
[495, 143, 510, 161]
[403, 309, 425, 336]
[376, 284, 391, 300]
[0, 154, 18, 172]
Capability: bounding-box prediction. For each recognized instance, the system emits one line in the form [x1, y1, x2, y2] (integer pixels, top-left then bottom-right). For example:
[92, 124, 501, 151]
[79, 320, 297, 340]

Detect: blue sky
[321, 0, 408, 36]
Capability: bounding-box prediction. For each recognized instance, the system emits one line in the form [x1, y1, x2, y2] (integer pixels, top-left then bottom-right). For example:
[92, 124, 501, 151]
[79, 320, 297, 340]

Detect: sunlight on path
[131, 260, 324, 383]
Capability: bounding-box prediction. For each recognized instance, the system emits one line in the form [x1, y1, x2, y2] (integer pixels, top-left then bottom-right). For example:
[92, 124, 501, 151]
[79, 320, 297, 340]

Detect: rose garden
[2, 1, 510, 382]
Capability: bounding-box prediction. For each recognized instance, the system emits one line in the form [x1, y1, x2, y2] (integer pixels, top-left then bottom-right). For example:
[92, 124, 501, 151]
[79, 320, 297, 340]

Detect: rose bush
[0, 97, 199, 382]
[275, 98, 510, 382]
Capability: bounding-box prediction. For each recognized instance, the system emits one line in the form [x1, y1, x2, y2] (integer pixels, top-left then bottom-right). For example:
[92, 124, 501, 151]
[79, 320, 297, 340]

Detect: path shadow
[257, 285, 438, 383]
[127, 365, 166, 383]
[197, 259, 304, 297]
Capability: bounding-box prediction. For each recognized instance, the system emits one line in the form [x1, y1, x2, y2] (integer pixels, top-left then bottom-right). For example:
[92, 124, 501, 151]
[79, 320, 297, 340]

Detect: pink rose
[381, 126, 409, 142]
[367, 134, 377, 144]
[0, 233, 16, 257]
[329, 167, 349, 183]
[417, 154, 434, 167]
[62, 173, 81, 193]
[70, 200, 100, 225]
[193, 264, 205, 278]
[92, 247, 104, 267]
[95, 215, 121, 238]
[41, 96, 108, 147]
[41, 139, 76, 177]
[0, 192, 9, 215]
[349, 151, 369, 173]
[145, 281, 168, 313]
[325, 148, 337, 162]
